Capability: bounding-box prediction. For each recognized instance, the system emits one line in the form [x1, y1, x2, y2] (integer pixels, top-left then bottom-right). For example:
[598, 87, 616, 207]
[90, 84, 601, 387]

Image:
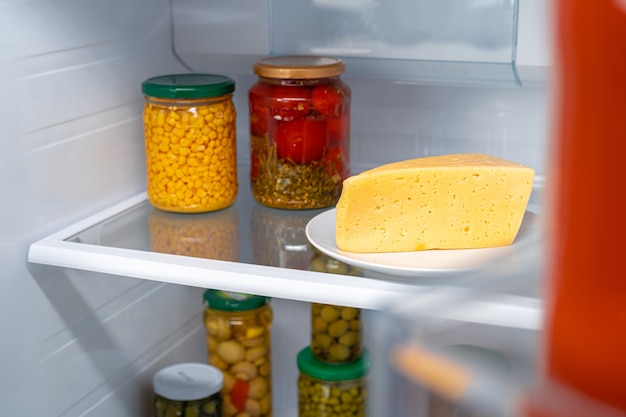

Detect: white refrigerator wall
[1, 0, 550, 416]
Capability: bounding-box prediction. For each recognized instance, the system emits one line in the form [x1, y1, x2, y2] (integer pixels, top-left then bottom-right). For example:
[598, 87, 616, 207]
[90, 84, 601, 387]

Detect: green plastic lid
[297, 346, 370, 381]
[203, 289, 269, 312]
[141, 73, 235, 99]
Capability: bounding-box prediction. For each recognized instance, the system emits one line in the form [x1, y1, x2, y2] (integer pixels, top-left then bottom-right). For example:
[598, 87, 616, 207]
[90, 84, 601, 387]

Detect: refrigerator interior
[368, 274, 544, 417]
[1, 0, 551, 416]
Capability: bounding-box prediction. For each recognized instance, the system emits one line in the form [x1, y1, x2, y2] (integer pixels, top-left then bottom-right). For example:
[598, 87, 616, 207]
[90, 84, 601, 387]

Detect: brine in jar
[249, 56, 351, 209]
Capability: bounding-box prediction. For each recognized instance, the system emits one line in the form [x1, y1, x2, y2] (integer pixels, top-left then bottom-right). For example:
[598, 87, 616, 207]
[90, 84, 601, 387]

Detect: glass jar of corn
[141, 73, 237, 213]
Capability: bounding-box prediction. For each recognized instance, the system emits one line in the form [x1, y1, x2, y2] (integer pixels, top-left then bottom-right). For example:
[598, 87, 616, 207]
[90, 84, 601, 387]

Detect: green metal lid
[203, 289, 269, 312]
[141, 73, 235, 99]
[297, 346, 370, 381]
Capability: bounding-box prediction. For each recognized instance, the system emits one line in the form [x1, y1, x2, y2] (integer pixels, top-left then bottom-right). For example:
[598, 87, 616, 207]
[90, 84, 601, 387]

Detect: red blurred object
[535, 0, 626, 414]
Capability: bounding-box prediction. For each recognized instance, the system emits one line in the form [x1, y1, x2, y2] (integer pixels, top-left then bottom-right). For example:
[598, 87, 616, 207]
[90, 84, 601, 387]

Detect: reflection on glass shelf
[251, 204, 322, 270]
[68, 200, 364, 277]
[149, 208, 240, 262]
[68, 201, 244, 263]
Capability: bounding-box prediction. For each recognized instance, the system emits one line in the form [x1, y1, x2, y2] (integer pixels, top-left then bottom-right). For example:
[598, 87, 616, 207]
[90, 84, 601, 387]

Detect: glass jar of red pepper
[248, 55, 351, 209]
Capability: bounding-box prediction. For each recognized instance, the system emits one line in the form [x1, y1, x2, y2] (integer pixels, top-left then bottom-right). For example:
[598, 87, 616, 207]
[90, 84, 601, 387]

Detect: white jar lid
[153, 363, 223, 401]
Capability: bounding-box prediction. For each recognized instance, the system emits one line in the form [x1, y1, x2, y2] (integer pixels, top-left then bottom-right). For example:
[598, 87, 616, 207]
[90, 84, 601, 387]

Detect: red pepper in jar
[249, 55, 351, 210]
[268, 84, 311, 121]
[311, 83, 346, 117]
[274, 117, 328, 164]
[230, 379, 249, 412]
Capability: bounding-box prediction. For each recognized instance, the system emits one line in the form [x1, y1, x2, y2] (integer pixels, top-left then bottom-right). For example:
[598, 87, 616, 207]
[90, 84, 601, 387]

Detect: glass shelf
[28, 168, 544, 311]
[172, 0, 532, 87]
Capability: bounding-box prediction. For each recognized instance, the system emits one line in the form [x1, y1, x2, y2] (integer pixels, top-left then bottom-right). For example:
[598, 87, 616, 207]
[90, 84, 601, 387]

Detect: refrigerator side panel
[0, 0, 204, 415]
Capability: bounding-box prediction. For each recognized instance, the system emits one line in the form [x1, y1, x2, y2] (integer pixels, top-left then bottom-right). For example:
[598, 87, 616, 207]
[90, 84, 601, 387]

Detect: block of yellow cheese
[335, 153, 535, 253]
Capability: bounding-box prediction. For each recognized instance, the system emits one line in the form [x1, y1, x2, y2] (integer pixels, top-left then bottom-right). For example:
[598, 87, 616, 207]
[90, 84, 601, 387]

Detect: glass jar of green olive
[297, 346, 370, 417]
[309, 251, 363, 363]
[203, 290, 273, 417]
[310, 302, 363, 363]
[153, 362, 223, 417]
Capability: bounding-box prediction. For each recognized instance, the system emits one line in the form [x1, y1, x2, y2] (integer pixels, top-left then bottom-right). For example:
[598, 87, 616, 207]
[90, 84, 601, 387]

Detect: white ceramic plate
[305, 209, 538, 277]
